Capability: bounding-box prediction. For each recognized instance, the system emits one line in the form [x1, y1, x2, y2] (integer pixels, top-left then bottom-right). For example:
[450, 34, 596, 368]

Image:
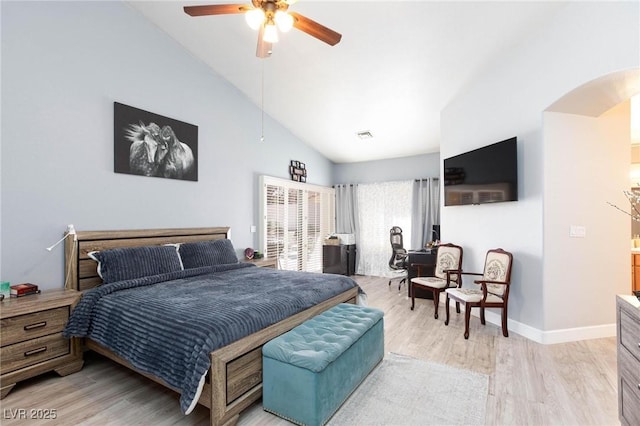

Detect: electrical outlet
[250, 225, 256, 233]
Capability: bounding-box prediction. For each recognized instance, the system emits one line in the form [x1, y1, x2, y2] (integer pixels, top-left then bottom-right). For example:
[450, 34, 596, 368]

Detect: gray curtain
[335, 184, 357, 233]
[334, 184, 360, 270]
[411, 178, 440, 249]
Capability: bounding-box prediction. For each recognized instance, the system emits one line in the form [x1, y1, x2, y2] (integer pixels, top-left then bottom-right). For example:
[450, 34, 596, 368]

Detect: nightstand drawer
[0, 306, 69, 346]
[0, 333, 70, 375]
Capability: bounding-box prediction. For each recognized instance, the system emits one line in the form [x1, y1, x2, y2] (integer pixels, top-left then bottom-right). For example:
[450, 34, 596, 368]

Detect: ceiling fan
[184, 0, 342, 58]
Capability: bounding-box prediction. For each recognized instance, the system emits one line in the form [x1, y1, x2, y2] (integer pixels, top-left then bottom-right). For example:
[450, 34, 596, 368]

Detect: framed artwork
[114, 102, 198, 181]
[289, 160, 308, 182]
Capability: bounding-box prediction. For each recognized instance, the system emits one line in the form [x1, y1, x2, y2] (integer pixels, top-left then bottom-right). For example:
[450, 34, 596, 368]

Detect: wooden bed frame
[64, 227, 358, 426]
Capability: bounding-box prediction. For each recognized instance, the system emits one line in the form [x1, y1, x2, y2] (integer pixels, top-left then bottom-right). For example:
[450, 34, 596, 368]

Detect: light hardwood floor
[1, 276, 619, 425]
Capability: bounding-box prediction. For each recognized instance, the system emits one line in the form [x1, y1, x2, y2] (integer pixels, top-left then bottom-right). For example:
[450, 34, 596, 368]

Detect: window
[260, 176, 335, 272]
[355, 180, 413, 277]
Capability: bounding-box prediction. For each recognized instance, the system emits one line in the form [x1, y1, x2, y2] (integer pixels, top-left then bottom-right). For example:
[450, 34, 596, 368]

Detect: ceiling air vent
[356, 130, 373, 140]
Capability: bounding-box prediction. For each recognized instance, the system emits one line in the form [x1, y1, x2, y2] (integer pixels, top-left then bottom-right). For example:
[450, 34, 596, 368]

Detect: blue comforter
[63, 263, 358, 413]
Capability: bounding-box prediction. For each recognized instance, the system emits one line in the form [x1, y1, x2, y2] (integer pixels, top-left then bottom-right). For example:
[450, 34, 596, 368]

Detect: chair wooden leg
[444, 294, 450, 325]
[433, 290, 440, 319]
[463, 304, 471, 339]
[410, 283, 415, 310]
[480, 306, 486, 325]
[502, 305, 509, 337]
[455, 301, 460, 314]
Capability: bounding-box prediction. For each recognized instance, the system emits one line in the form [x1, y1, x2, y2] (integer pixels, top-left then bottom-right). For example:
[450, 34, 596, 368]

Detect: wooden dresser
[0, 289, 83, 399]
[617, 294, 640, 426]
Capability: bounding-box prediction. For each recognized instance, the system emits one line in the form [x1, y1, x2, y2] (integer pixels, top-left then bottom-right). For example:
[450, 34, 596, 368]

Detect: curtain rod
[334, 177, 439, 187]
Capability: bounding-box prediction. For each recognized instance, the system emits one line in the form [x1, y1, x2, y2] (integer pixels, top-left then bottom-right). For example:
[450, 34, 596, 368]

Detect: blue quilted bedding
[63, 263, 358, 413]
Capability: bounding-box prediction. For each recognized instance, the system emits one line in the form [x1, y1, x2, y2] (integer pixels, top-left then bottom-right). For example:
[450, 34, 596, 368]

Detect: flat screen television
[443, 137, 518, 206]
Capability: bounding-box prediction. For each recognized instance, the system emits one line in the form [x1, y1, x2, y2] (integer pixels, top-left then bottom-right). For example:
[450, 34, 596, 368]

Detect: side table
[0, 289, 84, 399]
[244, 258, 278, 268]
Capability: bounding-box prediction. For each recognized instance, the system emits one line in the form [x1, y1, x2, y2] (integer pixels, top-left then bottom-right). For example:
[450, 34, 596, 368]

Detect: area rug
[327, 352, 489, 426]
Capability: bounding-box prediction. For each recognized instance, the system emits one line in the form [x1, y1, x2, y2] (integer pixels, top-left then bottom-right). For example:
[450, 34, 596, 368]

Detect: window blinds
[260, 176, 335, 272]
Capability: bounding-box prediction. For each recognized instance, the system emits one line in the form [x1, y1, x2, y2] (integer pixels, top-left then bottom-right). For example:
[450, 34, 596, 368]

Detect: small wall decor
[114, 102, 198, 181]
[289, 160, 307, 182]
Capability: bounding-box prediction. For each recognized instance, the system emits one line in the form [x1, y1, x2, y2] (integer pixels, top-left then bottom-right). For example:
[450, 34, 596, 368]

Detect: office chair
[388, 226, 408, 290]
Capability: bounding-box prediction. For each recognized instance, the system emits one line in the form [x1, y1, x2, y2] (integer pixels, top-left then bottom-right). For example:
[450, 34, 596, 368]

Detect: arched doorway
[542, 68, 640, 332]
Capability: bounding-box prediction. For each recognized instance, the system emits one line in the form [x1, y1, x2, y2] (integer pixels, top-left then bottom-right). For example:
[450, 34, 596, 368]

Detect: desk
[407, 249, 437, 299]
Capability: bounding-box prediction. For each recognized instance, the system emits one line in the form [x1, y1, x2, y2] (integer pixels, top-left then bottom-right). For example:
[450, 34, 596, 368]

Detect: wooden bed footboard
[64, 227, 359, 426]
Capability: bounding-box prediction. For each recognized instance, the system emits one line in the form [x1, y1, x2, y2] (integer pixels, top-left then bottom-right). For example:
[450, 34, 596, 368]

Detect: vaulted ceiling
[126, 1, 567, 163]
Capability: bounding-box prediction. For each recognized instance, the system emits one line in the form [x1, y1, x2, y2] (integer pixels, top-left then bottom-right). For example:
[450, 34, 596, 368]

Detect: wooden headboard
[64, 227, 231, 291]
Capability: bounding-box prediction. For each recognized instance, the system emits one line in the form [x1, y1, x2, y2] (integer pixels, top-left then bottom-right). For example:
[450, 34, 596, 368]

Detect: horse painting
[114, 102, 198, 181]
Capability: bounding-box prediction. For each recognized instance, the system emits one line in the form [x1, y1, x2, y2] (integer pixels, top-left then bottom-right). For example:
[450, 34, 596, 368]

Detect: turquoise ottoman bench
[262, 303, 384, 426]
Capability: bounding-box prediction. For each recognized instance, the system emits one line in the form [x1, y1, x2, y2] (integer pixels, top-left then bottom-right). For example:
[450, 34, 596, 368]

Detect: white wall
[332, 153, 440, 184]
[440, 1, 639, 341]
[543, 103, 630, 334]
[0, 1, 333, 290]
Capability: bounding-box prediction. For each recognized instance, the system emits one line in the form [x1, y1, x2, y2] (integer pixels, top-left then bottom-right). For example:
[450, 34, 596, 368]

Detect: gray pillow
[179, 239, 238, 269]
[89, 245, 183, 284]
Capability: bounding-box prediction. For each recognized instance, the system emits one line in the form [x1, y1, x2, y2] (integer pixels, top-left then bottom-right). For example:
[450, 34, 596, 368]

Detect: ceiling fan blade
[256, 25, 273, 58]
[184, 4, 250, 17]
[289, 12, 342, 46]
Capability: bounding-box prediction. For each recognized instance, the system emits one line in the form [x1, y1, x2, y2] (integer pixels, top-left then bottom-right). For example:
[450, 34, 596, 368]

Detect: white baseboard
[482, 310, 616, 344]
[537, 323, 617, 344]
[441, 300, 616, 344]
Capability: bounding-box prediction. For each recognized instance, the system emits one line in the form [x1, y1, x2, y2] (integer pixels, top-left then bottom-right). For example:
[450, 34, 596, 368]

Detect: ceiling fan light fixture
[184, 1, 343, 57]
[245, 8, 265, 30]
[263, 22, 279, 43]
[274, 11, 293, 32]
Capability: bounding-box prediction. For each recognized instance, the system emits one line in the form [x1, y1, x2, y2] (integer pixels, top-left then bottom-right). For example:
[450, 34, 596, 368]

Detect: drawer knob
[24, 321, 47, 331]
[24, 346, 47, 357]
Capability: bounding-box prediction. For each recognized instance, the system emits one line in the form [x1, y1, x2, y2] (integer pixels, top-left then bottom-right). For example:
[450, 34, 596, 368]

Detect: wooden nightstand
[244, 258, 277, 268]
[0, 289, 83, 399]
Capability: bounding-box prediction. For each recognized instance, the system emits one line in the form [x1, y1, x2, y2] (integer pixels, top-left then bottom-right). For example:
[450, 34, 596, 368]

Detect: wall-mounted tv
[443, 137, 518, 206]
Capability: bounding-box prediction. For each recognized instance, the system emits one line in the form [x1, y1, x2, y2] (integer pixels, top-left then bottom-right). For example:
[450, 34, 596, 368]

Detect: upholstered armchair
[410, 243, 463, 319]
[444, 248, 513, 339]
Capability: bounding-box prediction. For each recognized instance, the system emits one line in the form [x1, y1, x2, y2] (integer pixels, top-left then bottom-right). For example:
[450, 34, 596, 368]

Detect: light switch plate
[569, 225, 586, 238]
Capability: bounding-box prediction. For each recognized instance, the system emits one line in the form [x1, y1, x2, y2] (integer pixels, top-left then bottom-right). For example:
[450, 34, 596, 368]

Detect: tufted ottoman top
[263, 303, 384, 373]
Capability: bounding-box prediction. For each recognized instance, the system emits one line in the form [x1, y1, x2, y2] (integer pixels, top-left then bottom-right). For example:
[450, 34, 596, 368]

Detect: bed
[63, 227, 359, 426]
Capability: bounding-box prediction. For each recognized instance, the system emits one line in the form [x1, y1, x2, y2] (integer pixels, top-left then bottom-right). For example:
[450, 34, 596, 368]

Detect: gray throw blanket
[64, 263, 358, 413]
